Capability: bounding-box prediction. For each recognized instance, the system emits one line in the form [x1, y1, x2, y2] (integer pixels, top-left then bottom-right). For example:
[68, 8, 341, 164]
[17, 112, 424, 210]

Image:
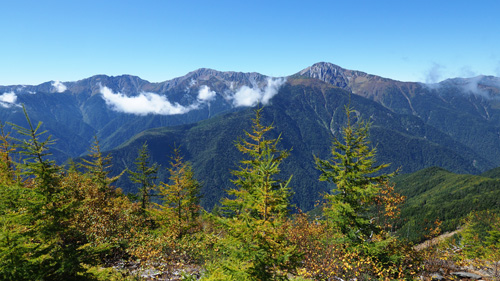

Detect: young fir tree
[315, 105, 394, 242]
[155, 147, 200, 239]
[211, 108, 298, 281]
[128, 142, 158, 212]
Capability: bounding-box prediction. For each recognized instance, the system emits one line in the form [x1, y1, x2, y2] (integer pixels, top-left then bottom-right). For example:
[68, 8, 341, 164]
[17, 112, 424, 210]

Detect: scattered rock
[451, 271, 482, 279]
[139, 268, 162, 279]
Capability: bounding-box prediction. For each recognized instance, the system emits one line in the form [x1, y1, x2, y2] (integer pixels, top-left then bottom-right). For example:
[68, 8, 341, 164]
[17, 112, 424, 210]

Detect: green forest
[1, 107, 499, 280]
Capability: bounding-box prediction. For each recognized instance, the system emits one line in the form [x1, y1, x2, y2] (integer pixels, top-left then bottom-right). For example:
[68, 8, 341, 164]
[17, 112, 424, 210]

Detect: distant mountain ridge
[0, 69, 275, 160]
[1, 62, 500, 174]
[297, 62, 500, 167]
[107, 77, 493, 210]
[298, 62, 500, 99]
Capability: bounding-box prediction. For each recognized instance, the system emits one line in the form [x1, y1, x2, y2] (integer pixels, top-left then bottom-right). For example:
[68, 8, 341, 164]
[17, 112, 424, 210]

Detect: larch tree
[80, 136, 122, 200]
[315, 105, 394, 242]
[155, 147, 201, 239]
[213, 108, 298, 281]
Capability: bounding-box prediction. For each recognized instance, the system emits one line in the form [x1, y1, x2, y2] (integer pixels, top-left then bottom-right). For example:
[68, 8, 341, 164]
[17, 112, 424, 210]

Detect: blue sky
[1, 0, 499, 85]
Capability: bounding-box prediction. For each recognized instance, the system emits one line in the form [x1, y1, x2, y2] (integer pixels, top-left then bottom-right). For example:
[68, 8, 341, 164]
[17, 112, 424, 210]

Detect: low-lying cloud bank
[100, 86, 199, 115]
[99, 77, 286, 115]
[0, 92, 19, 108]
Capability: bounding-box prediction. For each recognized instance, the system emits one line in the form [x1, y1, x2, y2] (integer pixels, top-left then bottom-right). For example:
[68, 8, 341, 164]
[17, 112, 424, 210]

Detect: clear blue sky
[1, 0, 499, 85]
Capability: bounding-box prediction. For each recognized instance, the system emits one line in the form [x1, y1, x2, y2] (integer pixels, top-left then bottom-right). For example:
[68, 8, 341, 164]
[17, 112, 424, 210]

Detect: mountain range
[2, 62, 500, 210]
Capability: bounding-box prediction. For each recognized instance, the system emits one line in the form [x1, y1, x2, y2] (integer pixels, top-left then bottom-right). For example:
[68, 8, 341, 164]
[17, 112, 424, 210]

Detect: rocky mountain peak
[182, 68, 268, 85]
[297, 62, 379, 92]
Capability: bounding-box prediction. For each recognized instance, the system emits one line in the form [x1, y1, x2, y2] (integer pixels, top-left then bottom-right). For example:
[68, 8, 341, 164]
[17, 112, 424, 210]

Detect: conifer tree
[213, 108, 298, 280]
[0, 122, 17, 185]
[155, 147, 200, 238]
[0, 106, 88, 280]
[223, 108, 292, 221]
[316, 105, 394, 241]
[77, 136, 133, 261]
[128, 142, 158, 212]
[80, 136, 121, 199]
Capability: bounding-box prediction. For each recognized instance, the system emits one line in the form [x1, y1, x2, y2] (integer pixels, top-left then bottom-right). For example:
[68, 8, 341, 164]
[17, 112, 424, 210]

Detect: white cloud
[99, 78, 285, 115]
[52, 80, 67, 93]
[231, 77, 286, 107]
[0, 92, 19, 108]
[462, 76, 488, 97]
[232, 86, 263, 107]
[0, 92, 17, 103]
[197, 85, 216, 102]
[100, 85, 198, 115]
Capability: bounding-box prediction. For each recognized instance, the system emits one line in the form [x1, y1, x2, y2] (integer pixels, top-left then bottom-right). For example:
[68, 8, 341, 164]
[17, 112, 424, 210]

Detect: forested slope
[107, 78, 489, 211]
[393, 166, 500, 242]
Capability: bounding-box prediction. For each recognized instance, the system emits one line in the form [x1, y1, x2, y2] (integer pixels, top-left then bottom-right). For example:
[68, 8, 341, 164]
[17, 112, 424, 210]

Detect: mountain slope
[106, 78, 490, 211]
[0, 70, 272, 161]
[393, 167, 500, 242]
[2, 62, 500, 173]
[297, 62, 500, 167]
[480, 166, 500, 179]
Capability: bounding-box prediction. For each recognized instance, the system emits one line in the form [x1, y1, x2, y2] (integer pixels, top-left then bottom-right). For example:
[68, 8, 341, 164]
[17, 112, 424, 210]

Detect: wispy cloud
[425, 63, 444, 84]
[231, 77, 286, 107]
[0, 92, 19, 108]
[99, 84, 218, 115]
[459, 66, 477, 78]
[461, 76, 488, 97]
[52, 80, 67, 93]
[428, 75, 500, 98]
